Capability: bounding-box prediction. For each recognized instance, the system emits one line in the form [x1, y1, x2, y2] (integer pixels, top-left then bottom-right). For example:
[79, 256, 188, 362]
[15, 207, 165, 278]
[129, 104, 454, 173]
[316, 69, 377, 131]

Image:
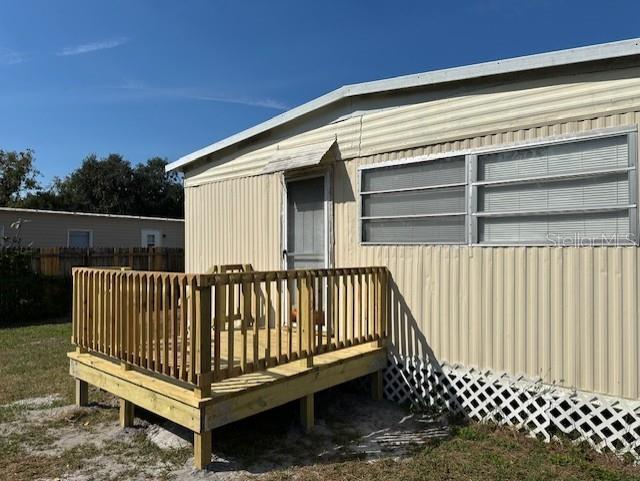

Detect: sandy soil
[2, 384, 449, 480]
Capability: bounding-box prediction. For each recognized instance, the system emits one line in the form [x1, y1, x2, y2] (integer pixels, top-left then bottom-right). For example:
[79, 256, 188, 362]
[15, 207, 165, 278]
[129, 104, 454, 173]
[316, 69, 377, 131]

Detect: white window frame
[67, 229, 93, 248]
[358, 156, 468, 245]
[358, 126, 639, 246]
[141, 229, 162, 248]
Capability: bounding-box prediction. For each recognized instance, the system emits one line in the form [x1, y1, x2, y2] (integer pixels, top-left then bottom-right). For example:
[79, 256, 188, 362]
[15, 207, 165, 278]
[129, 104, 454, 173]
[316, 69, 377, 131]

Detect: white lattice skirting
[384, 354, 640, 459]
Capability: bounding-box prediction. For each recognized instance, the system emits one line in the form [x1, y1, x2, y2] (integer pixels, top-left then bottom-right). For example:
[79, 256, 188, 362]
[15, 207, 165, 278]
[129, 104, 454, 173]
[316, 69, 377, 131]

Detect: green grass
[0, 321, 75, 404]
[1, 321, 639, 481]
[266, 423, 640, 481]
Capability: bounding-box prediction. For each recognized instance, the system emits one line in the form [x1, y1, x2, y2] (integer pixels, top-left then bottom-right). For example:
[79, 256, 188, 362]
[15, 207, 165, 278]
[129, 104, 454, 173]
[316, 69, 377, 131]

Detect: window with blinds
[359, 131, 637, 245]
[474, 134, 636, 244]
[360, 156, 467, 243]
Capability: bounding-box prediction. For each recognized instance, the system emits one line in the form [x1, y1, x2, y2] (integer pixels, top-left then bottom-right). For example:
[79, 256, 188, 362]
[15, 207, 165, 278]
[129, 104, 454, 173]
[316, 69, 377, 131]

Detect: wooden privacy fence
[72, 267, 389, 393]
[18, 247, 184, 276]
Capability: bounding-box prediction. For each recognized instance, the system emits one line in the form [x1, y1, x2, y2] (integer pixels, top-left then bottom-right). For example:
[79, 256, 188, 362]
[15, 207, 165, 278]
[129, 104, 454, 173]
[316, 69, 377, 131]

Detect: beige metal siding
[0, 210, 184, 248]
[184, 173, 282, 273]
[183, 85, 640, 400]
[186, 65, 640, 186]
[333, 111, 640, 400]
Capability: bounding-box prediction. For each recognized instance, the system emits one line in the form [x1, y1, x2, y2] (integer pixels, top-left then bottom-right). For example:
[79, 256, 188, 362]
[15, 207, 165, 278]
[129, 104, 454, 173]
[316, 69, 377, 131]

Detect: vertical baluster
[180, 277, 188, 381]
[265, 278, 272, 366]
[109, 272, 114, 356]
[162, 275, 169, 375]
[287, 276, 293, 360]
[316, 275, 323, 351]
[297, 275, 303, 358]
[133, 274, 140, 365]
[241, 280, 250, 372]
[145, 275, 152, 369]
[128, 273, 134, 364]
[171, 276, 179, 378]
[154, 274, 161, 372]
[213, 280, 225, 381]
[137, 274, 147, 367]
[327, 273, 333, 351]
[97, 271, 102, 352]
[227, 281, 235, 379]
[253, 279, 260, 369]
[276, 274, 282, 363]
[118, 272, 124, 360]
[189, 276, 197, 383]
[300, 273, 313, 367]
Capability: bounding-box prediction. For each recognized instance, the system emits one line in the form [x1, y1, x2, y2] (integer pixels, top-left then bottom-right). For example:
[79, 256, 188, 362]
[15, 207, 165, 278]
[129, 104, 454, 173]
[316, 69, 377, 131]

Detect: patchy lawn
[0, 320, 74, 405]
[1, 321, 639, 481]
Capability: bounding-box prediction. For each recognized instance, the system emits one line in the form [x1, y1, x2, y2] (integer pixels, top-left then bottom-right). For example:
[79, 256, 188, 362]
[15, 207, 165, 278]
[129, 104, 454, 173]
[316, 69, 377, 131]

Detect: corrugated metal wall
[184, 90, 640, 401]
[333, 111, 640, 400]
[184, 173, 282, 273]
[186, 65, 640, 186]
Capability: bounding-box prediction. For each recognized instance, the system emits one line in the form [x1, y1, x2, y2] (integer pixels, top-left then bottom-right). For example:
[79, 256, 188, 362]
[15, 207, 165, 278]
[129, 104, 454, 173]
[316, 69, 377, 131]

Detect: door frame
[281, 168, 333, 270]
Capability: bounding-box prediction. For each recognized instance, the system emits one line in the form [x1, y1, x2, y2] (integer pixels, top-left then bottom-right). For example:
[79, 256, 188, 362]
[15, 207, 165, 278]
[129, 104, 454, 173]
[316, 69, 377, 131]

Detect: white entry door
[285, 176, 327, 270]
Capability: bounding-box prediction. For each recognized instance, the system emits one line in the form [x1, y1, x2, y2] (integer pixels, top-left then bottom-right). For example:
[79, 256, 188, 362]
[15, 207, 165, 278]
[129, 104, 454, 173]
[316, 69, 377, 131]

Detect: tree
[132, 157, 183, 218]
[0, 149, 40, 205]
[18, 153, 183, 218]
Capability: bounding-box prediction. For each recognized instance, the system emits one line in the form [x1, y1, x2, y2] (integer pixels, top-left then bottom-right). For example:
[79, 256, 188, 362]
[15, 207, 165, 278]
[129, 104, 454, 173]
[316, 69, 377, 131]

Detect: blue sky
[1, 0, 639, 185]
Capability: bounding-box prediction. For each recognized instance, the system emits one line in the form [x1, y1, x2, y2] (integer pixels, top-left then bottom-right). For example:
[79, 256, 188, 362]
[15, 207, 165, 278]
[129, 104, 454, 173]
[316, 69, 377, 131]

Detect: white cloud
[57, 37, 128, 56]
[0, 47, 27, 65]
[108, 83, 288, 110]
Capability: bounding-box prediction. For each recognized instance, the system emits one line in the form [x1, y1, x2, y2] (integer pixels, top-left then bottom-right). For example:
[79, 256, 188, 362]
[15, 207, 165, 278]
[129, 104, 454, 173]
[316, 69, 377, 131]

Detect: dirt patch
[0, 385, 448, 481]
[10, 394, 65, 409]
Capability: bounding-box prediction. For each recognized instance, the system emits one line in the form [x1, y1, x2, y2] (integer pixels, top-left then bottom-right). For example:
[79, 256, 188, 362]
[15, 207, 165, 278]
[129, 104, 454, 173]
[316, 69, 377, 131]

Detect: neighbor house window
[473, 134, 636, 244]
[360, 156, 467, 243]
[68, 230, 92, 248]
[359, 130, 637, 245]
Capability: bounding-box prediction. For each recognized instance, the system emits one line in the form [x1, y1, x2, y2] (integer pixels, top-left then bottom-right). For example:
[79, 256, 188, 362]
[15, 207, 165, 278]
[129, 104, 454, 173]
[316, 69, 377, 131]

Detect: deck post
[75, 378, 88, 407]
[119, 399, 135, 427]
[378, 268, 388, 347]
[370, 370, 384, 401]
[194, 278, 212, 399]
[194, 431, 212, 469]
[300, 393, 314, 432]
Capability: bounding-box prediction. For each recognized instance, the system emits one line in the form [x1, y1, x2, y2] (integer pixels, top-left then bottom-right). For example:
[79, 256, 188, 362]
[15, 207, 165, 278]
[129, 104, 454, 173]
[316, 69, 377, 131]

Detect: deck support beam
[370, 370, 383, 401]
[299, 393, 314, 432]
[194, 431, 212, 469]
[75, 379, 88, 407]
[119, 399, 135, 428]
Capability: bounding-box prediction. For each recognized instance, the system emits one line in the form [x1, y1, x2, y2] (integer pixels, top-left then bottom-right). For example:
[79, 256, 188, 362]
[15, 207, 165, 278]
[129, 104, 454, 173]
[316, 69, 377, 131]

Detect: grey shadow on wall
[388, 276, 464, 413]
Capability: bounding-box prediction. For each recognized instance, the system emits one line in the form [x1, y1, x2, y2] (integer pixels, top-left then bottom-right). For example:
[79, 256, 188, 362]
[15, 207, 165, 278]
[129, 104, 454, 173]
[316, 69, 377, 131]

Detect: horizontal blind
[362, 156, 465, 192]
[480, 211, 630, 243]
[478, 135, 628, 181]
[360, 156, 467, 243]
[476, 134, 633, 244]
[479, 174, 629, 212]
[363, 186, 465, 217]
[363, 216, 466, 243]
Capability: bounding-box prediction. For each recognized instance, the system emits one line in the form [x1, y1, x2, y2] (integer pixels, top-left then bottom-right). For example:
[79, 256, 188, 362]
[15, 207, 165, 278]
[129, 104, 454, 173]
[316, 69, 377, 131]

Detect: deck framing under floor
[69, 341, 387, 469]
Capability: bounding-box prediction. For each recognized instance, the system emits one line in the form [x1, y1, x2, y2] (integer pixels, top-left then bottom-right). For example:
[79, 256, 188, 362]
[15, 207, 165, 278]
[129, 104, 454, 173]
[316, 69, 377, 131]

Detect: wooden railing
[72, 267, 389, 395]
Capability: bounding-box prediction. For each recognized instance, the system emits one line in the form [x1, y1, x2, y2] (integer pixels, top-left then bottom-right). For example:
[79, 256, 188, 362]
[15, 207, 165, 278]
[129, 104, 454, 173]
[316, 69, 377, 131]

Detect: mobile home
[69, 39, 640, 468]
[168, 39, 640, 456]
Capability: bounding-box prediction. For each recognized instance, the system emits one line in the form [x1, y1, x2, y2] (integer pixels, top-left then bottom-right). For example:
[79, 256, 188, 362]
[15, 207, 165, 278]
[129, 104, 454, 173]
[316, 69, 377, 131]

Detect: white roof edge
[167, 37, 640, 173]
[0, 206, 184, 222]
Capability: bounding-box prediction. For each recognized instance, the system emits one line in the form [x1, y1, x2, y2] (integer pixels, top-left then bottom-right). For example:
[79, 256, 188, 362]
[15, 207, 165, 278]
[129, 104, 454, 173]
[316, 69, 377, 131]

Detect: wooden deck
[69, 266, 389, 469]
